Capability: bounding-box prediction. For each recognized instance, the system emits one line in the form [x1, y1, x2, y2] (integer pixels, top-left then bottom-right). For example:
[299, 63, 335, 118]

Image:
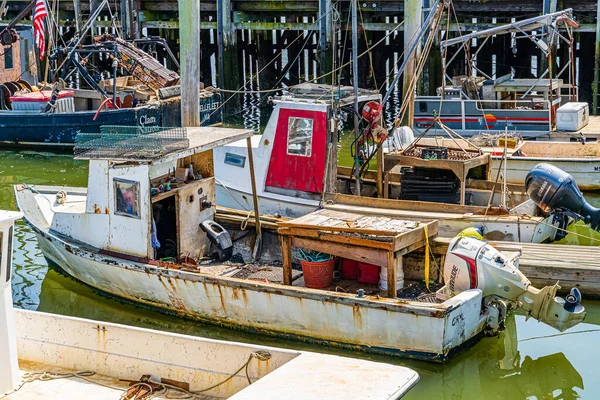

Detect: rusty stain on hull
[29, 224, 486, 362]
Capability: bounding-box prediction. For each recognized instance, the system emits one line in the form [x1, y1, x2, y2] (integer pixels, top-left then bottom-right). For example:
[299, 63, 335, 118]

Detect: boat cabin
[34, 126, 253, 261]
[214, 83, 380, 217]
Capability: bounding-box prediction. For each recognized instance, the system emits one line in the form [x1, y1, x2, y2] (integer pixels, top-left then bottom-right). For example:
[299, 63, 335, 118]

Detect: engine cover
[444, 237, 529, 299]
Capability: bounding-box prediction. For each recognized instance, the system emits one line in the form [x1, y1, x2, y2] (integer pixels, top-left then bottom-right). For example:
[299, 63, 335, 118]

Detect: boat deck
[5, 361, 218, 400]
[188, 260, 435, 300]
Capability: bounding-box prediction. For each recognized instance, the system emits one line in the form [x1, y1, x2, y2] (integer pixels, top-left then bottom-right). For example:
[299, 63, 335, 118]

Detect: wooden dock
[2, 1, 599, 114]
[432, 237, 600, 300]
[548, 116, 600, 141]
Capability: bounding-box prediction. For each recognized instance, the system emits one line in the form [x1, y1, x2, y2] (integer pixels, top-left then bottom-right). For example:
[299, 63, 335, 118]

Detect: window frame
[113, 178, 141, 219]
[4, 46, 14, 70]
[286, 117, 314, 157]
[224, 152, 246, 168]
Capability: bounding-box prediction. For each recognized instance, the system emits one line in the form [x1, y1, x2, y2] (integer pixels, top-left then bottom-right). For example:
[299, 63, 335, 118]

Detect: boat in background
[413, 9, 581, 139]
[0, 5, 221, 148]
[419, 137, 600, 191]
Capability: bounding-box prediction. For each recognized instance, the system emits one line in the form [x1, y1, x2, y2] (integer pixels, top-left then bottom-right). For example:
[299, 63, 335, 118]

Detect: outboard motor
[442, 236, 585, 332]
[200, 221, 233, 261]
[525, 163, 600, 231]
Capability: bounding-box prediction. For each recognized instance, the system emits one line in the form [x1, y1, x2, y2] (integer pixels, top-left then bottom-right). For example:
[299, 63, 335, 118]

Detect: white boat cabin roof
[275, 83, 380, 107]
[75, 126, 253, 164]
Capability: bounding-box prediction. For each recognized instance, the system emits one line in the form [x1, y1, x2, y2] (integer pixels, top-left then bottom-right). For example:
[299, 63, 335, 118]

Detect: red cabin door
[265, 108, 328, 194]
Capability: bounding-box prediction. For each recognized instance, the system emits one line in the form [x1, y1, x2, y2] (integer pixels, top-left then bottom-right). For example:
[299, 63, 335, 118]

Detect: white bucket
[379, 266, 404, 291]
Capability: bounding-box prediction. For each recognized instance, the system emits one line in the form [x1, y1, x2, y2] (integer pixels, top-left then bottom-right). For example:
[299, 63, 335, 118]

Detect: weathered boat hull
[29, 223, 487, 362]
[0, 95, 222, 147]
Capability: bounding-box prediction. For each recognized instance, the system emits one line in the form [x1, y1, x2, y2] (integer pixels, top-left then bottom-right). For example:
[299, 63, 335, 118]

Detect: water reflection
[405, 313, 589, 400]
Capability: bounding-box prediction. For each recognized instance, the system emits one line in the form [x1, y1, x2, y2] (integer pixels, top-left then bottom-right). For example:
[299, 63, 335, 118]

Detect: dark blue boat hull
[0, 94, 222, 146]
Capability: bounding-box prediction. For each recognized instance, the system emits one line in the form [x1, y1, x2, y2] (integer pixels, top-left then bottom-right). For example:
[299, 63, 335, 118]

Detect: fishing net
[74, 126, 189, 160]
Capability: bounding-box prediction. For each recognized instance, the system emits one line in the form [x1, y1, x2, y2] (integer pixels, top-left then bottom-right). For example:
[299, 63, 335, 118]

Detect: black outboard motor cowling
[200, 220, 233, 261]
[525, 163, 600, 231]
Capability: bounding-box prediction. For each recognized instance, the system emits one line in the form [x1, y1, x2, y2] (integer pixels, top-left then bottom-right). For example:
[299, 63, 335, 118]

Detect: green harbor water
[4, 148, 600, 399]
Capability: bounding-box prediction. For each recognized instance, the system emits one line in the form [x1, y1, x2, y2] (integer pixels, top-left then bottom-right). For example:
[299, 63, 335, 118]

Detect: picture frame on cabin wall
[114, 178, 141, 219]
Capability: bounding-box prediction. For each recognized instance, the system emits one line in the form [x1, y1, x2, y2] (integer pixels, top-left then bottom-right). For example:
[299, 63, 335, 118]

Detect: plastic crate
[420, 147, 448, 160]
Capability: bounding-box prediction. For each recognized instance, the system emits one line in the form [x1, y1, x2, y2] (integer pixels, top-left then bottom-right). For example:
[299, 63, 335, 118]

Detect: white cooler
[556, 102, 589, 131]
[10, 90, 75, 113]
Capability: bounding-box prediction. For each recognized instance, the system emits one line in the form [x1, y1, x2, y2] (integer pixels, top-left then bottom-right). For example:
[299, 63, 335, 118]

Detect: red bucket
[357, 262, 380, 285]
[341, 259, 359, 280]
[301, 259, 335, 289]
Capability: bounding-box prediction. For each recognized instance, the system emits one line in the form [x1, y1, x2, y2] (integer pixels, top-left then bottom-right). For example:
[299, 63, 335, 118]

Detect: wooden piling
[403, 0, 423, 127]
[178, 0, 201, 127]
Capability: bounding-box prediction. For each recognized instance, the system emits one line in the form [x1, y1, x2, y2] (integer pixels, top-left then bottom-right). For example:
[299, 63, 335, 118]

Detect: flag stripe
[34, 0, 47, 59]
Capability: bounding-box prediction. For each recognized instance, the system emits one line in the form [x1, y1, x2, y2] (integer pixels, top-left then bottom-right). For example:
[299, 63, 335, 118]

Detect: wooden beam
[291, 236, 389, 268]
[281, 235, 292, 285]
[386, 252, 397, 298]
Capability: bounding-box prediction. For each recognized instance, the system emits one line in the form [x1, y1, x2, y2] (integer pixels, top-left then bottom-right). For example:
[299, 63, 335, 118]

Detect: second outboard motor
[200, 220, 233, 261]
[525, 163, 600, 231]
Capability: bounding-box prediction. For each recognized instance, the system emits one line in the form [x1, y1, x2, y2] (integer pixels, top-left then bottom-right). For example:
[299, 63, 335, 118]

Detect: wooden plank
[325, 192, 510, 216]
[278, 227, 393, 250]
[393, 221, 438, 252]
[291, 237, 388, 268]
[281, 235, 293, 286]
[279, 214, 418, 237]
[392, 221, 438, 252]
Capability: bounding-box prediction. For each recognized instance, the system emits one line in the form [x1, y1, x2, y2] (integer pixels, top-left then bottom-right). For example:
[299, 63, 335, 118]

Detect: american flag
[33, 0, 48, 59]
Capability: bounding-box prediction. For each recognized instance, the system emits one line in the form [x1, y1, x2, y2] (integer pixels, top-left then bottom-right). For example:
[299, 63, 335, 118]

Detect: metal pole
[216, 0, 225, 90]
[73, 0, 82, 32]
[352, 0, 361, 196]
[593, 0, 600, 115]
[178, 0, 201, 127]
[112, 47, 118, 106]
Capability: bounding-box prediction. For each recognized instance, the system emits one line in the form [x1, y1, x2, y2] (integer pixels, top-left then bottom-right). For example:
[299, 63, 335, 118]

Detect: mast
[352, 0, 360, 196]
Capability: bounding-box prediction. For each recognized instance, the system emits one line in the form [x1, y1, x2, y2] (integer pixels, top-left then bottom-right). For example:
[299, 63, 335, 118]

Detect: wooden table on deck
[277, 209, 438, 298]
[383, 152, 491, 205]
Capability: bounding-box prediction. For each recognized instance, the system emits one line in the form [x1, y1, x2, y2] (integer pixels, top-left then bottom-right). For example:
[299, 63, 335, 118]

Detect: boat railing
[416, 97, 552, 131]
[559, 84, 579, 105]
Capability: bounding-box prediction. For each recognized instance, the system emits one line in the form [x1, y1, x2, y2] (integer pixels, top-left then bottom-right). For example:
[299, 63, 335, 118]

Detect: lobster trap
[74, 125, 189, 160]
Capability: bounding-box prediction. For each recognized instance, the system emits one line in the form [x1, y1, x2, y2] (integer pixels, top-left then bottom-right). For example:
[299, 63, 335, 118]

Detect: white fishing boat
[214, 84, 563, 243]
[14, 125, 585, 363]
[0, 211, 420, 399]
[418, 138, 600, 191]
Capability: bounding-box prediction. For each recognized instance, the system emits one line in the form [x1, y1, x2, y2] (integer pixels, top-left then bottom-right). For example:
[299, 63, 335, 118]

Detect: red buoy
[362, 101, 381, 121]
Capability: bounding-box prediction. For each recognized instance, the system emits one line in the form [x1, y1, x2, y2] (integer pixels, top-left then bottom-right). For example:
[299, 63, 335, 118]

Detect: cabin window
[224, 152, 246, 168]
[4, 46, 13, 70]
[114, 178, 141, 219]
[287, 117, 313, 157]
[419, 101, 427, 113]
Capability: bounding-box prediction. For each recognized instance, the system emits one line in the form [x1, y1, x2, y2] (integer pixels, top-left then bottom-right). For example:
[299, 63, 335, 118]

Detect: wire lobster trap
[74, 126, 189, 160]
